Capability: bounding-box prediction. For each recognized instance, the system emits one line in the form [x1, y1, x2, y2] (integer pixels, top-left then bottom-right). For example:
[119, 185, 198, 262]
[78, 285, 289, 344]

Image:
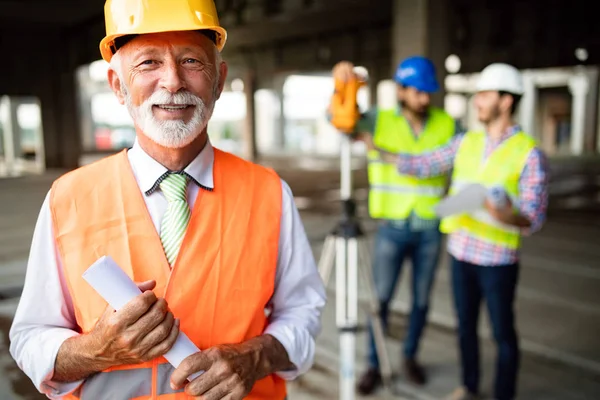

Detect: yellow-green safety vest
[440, 130, 537, 249]
[367, 107, 455, 220]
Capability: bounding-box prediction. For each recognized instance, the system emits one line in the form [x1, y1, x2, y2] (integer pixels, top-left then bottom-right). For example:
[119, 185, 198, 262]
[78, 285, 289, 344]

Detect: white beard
[123, 86, 215, 149]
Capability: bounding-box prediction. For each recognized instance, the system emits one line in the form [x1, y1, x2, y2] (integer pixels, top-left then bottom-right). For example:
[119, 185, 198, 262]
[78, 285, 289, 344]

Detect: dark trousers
[367, 221, 442, 367]
[451, 256, 520, 400]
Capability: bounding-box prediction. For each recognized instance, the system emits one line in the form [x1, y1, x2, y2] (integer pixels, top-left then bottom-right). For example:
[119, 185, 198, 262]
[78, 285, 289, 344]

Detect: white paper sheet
[434, 183, 488, 218]
[83, 256, 202, 380]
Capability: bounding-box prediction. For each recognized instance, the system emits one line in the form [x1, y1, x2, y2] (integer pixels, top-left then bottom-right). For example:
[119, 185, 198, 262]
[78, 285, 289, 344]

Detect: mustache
[147, 89, 203, 106]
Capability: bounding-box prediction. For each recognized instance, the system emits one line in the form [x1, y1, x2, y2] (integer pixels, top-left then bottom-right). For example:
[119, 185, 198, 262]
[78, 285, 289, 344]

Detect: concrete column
[391, 0, 450, 108]
[583, 67, 599, 153]
[597, 78, 600, 152]
[8, 97, 21, 160]
[77, 67, 95, 152]
[243, 70, 258, 161]
[273, 74, 287, 150]
[39, 67, 81, 169]
[391, 1, 428, 72]
[36, 32, 81, 170]
[568, 72, 590, 156]
[367, 63, 381, 109]
[0, 96, 16, 175]
[0, 99, 4, 158]
[520, 72, 538, 137]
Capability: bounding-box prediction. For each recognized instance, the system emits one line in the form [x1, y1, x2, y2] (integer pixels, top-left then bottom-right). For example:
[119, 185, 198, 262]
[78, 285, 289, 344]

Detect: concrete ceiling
[1, 0, 600, 84]
[0, 0, 104, 27]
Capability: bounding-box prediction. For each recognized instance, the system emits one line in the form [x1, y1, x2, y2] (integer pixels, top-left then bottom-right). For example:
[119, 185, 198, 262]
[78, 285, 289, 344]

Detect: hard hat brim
[476, 84, 524, 96]
[99, 26, 227, 62]
[394, 78, 440, 93]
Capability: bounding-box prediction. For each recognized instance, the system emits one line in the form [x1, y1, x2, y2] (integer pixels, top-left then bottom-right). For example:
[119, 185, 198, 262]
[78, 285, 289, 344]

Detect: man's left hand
[170, 344, 260, 399]
[484, 196, 534, 228]
[484, 196, 513, 222]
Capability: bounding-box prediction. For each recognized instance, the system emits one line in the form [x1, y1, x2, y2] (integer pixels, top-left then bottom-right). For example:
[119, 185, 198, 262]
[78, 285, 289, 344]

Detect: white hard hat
[476, 63, 524, 95]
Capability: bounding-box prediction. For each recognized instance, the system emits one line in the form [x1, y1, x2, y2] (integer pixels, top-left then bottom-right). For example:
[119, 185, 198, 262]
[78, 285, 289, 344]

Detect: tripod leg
[347, 238, 358, 325]
[336, 237, 356, 400]
[318, 235, 337, 286]
[357, 239, 394, 390]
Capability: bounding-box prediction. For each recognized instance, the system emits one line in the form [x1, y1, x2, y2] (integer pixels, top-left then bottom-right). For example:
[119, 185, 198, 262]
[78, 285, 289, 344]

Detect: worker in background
[333, 56, 459, 394]
[361, 63, 549, 400]
[9, 0, 326, 399]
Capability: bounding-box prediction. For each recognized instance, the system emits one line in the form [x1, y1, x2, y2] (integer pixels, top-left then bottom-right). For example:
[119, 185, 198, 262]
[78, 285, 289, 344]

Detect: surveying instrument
[318, 68, 393, 399]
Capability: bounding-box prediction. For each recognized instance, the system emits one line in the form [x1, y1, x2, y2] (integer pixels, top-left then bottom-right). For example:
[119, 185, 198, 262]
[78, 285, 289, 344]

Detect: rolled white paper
[434, 183, 488, 218]
[83, 255, 203, 380]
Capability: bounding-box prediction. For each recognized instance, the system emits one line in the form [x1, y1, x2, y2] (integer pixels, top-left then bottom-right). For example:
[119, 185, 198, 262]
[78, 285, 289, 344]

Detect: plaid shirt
[397, 125, 549, 266]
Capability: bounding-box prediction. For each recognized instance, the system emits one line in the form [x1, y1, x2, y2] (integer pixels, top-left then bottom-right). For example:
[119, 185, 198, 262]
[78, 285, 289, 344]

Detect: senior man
[9, 1, 326, 399]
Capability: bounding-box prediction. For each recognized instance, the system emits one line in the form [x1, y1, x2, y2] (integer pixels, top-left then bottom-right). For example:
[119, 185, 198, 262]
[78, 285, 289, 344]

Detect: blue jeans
[367, 221, 442, 368]
[451, 257, 520, 400]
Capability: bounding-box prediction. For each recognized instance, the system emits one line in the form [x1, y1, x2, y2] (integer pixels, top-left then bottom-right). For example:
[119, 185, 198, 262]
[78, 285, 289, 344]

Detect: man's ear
[499, 93, 513, 114]
[108, 68, 126, 105]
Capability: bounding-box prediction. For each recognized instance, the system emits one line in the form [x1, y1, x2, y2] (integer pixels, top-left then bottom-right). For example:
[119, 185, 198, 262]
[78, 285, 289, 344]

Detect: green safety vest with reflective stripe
[440, 130, 537, 249]
[367, 107, 455, 220]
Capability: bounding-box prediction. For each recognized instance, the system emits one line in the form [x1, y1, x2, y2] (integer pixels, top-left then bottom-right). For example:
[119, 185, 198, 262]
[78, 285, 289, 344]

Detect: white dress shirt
[9, 139, 326, 398]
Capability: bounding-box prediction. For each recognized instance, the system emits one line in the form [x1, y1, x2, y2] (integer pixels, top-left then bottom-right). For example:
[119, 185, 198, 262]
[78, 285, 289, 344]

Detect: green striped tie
[159, 173, 191, 265]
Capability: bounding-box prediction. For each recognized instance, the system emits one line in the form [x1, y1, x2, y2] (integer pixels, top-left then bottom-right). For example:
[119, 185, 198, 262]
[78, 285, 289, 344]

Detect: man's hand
[356, 133, 400, 163]
[171, 335, 293, 400]
[171, 345, 258, 399]
[53, 280, 180, 382]
[484, 196, 513, 222]
[88, 280, 180, 366]
[332, 61, 356, 82]
[483, 197, 532, 228]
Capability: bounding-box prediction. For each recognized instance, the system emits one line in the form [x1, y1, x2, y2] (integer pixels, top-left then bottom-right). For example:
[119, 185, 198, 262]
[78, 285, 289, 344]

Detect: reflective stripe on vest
[367, 107, 455, 220]
[51, 149, 286, 400]
[157, 363, 185, 396]
[78, 368, 153, 400]
[440, 131, 536, 249]
[370, 184, 445, 197]
[77, 364, 185, 399]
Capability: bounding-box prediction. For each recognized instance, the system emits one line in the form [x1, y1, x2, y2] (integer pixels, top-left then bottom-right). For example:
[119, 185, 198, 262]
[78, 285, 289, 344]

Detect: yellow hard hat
[99, 0, 227, 62]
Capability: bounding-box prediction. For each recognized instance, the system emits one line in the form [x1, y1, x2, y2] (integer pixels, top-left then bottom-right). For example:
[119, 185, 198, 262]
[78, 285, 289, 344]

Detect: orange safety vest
[50, 148, 285, 400]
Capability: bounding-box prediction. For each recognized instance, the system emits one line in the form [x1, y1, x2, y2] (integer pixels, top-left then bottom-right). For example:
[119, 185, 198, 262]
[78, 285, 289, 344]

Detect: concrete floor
[1, 160, 599, 399]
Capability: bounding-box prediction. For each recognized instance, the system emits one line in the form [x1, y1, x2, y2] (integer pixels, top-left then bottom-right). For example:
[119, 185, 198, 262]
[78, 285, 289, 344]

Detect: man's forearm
[374, 147, 399, 164]
[248, 334, 294, 380]
[53, 333, 110, 383]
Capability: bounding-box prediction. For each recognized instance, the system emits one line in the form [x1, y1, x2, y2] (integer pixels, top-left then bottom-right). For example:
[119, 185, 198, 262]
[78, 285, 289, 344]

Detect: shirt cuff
[35, 329, 83, 398]
[396, 155, 420, 176]
[264, 322, 315, 381]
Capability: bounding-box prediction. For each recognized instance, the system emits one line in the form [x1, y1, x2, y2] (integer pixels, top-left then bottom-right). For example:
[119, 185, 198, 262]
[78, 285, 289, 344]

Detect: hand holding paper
[83, 256, 203, 380]
[86, 281, 180, 365]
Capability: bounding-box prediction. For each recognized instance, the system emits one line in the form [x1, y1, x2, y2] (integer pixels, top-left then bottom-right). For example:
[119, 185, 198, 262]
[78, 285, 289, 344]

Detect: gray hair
[109, 51, 124, 81]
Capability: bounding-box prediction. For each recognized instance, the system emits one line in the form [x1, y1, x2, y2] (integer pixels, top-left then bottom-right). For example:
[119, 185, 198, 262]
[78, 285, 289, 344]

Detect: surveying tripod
[317, 135, 393, 399]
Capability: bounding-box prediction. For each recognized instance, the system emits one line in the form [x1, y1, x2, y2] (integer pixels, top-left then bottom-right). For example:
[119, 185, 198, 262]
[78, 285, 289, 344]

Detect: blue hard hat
[394, 56, 439, 93]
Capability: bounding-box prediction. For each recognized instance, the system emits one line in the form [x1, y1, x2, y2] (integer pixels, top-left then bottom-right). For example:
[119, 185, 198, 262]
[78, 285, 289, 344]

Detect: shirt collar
[486, 124, 521, 144]
[128, 138, 214, 196]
